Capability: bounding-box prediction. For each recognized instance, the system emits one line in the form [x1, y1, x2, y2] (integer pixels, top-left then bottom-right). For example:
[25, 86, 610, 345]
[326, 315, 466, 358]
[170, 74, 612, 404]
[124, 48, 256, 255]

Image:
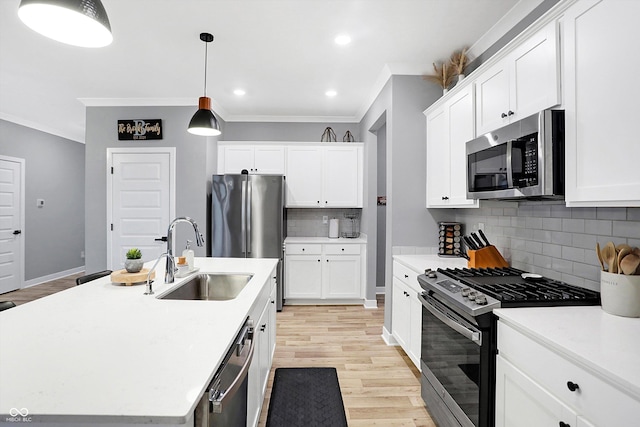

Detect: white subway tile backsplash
[542, 217, 562, 231]
[562, 218, 585, 233]
[450, 206, 638, 291]
[562, 246, 585, 263]
[612, 220, 640, 239]
[596, 207, 626, 220]
[584, 219, 612, 236]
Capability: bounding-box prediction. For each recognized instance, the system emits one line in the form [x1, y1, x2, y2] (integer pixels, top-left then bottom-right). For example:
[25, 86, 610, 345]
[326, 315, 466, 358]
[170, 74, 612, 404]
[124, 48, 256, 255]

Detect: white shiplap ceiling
[0, 0, 535, 143]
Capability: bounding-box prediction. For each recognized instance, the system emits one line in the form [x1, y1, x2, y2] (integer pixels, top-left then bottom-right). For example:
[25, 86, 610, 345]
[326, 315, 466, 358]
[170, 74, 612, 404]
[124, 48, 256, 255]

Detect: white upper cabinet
[286, 144, 363, 208]
[563, 0, 640, 206]
[218, 143, 285, 175]
[425, 84, 479, 208]
[475, 20, 560, 135]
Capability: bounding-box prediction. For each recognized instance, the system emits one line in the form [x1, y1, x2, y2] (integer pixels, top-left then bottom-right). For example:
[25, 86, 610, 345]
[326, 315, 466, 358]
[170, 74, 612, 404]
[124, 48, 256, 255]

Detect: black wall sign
[118, 119, 163, 140]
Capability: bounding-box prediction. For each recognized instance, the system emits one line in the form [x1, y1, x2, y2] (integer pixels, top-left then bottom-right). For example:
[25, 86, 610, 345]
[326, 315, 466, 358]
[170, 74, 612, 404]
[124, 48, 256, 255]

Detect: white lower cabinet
[496, 355, 578, 427]
[285, 242, 364, 302]
[247, 272, 277, 427]
[391, 261, 422, 369]
[496, 320, 640, 427]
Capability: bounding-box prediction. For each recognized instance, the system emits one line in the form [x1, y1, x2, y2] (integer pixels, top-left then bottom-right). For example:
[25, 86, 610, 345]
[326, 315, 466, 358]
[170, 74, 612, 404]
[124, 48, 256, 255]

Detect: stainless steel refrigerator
[210, 174, 285, 310]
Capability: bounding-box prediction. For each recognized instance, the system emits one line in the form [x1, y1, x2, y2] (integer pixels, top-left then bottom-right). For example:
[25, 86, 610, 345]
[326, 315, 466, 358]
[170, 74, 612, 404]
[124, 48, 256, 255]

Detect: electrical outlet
[37, 199, 45, 208]
[322, 216, 328, 224]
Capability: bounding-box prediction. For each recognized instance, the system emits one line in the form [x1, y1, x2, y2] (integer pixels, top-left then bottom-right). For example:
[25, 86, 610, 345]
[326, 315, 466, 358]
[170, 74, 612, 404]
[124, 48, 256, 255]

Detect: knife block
[468, 246, 509, 269]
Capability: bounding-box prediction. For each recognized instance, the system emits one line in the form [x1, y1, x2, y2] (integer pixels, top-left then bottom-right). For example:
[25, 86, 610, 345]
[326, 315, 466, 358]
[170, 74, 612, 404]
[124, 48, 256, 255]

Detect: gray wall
[0, 119, 85, 282]
[359, 75, 441, 328]
[222, 122, 358, 142]
[446, 203, 640, 292]
[84, 106, 218, 273]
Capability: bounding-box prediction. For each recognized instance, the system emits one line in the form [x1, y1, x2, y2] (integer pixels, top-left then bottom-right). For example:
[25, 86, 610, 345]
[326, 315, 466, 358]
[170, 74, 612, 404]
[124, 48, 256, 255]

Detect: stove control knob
[427, 271, 437, 279]
[475, 295, 488, 305]
[468, 291, 478, 299]
[461, 288, 471, 297]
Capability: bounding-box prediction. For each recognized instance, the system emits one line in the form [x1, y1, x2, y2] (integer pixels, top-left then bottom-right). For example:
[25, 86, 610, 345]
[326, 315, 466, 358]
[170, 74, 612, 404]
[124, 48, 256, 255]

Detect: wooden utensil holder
[468, 246, 509, 269]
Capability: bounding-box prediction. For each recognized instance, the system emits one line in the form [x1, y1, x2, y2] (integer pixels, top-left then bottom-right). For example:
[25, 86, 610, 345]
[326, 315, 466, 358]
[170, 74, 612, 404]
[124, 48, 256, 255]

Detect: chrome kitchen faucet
[164, 217, 205, 284]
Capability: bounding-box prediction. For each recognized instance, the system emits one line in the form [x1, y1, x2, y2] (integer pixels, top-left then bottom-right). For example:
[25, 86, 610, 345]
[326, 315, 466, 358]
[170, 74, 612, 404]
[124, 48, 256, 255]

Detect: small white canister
[600, 271, 640, 317]
[329, 218, 340, 238]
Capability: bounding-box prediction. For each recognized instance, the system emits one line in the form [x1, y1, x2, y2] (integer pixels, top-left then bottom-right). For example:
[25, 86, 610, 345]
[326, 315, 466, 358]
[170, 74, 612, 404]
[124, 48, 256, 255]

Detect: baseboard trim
[381, 326, 398, 346]
[24, 266, 84, 288]
[363, 298, 378, 309]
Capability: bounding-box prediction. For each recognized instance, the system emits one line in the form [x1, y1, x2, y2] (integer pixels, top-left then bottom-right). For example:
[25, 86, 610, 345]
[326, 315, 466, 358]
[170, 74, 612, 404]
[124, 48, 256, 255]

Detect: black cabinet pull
[508, 110, 515, 116]
[566, 381, 579, 392]
[501, 112, 508, 118]
[404, 274, 409, 278]
[441, 196, 449, 200]
[12, 230, 22, 235]
[260, 324, 266, 332]
[559, 422, 570, 427]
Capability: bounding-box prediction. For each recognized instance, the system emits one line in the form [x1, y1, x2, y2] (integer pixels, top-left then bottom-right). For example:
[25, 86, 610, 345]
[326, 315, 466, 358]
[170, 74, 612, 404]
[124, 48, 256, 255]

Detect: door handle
[13, 230, 22, 235]
[154, 236, 167, 242]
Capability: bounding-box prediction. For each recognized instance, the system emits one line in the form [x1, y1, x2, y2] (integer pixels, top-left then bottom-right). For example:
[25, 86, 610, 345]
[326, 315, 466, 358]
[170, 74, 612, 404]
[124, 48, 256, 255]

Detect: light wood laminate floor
[2, 277, 435, 426]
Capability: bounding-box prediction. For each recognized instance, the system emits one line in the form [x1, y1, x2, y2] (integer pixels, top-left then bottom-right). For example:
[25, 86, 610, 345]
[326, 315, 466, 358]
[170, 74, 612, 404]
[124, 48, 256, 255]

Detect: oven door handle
[419, 294, 482, 346]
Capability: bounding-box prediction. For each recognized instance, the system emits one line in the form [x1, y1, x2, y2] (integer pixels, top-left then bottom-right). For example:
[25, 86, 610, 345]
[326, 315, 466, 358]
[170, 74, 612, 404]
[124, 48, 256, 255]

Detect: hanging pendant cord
[203, 41, 208, 97]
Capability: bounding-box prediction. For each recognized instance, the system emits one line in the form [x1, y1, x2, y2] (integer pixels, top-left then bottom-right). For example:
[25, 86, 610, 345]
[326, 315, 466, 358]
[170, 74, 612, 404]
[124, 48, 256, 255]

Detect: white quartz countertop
[285, 235, 367, 244]
[494, 306, 640, 400]
[392, 254, 468, 273]
[0, 257, 278, 425]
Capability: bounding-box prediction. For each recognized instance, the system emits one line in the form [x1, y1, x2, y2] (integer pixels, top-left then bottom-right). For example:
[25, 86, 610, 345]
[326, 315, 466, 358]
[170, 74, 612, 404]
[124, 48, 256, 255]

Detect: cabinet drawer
[392, 261, 419, 290]
[324, 244, 360, 255]
[285, 244, 321, 255]
[498, 321, 640, 426]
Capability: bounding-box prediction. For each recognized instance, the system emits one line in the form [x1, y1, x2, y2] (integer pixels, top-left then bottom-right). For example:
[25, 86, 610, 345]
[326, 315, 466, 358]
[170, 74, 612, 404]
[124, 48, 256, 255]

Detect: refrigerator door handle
[246, 181, 252, 255]
[241, 179, 247, 255]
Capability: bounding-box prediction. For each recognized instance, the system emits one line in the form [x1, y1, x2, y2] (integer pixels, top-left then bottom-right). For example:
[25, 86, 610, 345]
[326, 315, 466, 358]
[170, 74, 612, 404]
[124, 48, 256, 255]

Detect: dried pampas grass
[450, 47, 470, 75]
[423, 62, 456, 89]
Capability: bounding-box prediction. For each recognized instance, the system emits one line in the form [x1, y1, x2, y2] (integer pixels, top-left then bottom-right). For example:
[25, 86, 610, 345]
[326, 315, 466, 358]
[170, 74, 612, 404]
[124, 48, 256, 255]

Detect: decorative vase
[124, 259, 143, 273]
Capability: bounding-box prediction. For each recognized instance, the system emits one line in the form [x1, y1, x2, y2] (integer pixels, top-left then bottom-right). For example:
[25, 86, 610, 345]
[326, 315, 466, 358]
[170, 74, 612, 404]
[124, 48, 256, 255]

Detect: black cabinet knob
[404, 274, 409, 278]
[566, 381, 579, 392]
[441, 196, 449, 200]
[341, 248, 345, 251]
[501, 112, 508, 118]
[12, 230, 22, 235]
[559, 422, 570, 427]
[508, 110, 515, 116]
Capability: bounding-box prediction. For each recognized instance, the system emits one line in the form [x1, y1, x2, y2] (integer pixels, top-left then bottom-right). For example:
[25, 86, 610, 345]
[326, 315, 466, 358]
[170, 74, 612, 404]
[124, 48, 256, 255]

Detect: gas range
[418, 266, 600, 318]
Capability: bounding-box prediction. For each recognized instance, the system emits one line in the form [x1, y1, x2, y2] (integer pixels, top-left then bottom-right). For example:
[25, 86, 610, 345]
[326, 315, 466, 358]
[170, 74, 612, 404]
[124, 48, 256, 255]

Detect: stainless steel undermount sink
[159, 273, 253, 301]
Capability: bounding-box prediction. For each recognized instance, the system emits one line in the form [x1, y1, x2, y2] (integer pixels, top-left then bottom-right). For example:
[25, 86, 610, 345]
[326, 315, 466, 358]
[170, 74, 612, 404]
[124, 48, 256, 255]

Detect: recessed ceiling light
[325, 90, 337, 97]
[334, 34, 351, 45]
[233, 89, 246, 96]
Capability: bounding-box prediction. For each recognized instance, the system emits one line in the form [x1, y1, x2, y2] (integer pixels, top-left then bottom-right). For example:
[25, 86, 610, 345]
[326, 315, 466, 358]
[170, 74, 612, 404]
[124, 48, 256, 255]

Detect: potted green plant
[124, 248, 143, 273]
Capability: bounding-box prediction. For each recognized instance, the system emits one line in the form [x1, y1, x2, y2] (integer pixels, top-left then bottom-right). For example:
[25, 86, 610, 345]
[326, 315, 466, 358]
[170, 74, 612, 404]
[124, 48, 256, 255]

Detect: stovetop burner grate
[435, 267, 600, 307]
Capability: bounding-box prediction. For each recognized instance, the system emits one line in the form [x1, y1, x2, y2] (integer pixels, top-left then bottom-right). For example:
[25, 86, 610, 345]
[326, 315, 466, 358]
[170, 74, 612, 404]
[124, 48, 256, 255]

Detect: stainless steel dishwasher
[194, 318, 254, 427]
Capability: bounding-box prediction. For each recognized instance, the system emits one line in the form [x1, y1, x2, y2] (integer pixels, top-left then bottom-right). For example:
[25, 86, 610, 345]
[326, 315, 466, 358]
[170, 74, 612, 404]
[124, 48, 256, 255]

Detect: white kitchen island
[0, 257, 278, 426]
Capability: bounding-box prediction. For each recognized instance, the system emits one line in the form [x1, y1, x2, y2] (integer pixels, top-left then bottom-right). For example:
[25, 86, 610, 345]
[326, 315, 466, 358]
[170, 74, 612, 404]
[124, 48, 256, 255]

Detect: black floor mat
[266, 367, 348, 427]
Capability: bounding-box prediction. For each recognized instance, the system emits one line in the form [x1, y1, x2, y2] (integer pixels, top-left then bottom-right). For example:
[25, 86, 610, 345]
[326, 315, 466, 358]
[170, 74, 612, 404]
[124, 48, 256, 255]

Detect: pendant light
[18, 0, 113, 48]
[188, 32, 221, 136]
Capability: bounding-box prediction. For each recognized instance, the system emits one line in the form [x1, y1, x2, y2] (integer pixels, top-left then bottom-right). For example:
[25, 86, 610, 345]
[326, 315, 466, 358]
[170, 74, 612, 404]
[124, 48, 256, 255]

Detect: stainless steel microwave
[466, 109, 564, 200]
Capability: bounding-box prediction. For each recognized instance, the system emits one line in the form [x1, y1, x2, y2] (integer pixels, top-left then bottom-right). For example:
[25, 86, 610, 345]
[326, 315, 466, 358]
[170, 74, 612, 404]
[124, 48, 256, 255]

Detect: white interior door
[108, 149, 175, 271]
[0, 156, 24, 293]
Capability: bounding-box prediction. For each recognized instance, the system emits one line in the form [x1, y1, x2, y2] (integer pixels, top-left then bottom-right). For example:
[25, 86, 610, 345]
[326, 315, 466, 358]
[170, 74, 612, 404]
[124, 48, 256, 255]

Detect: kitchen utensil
[478, 229, 492, 247]
[616, 243, 632, 253]
[464, 236, 478, 250]
[620, 253, 640, 275]
[596, 242, 605, 271]
[601, 242, 618, 274]
[617, 246, 632, 272]
[471, 232, 485, 248]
